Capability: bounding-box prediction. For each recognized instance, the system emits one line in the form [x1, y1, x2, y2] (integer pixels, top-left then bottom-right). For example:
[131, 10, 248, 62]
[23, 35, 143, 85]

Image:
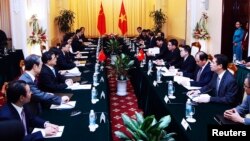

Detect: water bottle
[136, 47, 139, 54]
[89, 110, 96, 126]
[185, 99, 192, 119]
[91, 86, 97, 100]
[233, 54, 236, 64]
[93, 73, 98, 86]
[168, 80, 174, 97]
[148, 60, 152, 71]
[156, 69, 161, 82]
[4, 47, 8, 56]
[131, 42, 135, 52]
[95, 63, 99, 73]
[142, 53, 146, 64]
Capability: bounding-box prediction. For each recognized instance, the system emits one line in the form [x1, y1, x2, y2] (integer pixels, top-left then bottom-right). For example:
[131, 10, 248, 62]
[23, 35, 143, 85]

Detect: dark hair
[214, 54, 228, 70]
[137, 27, 142, 30]
[24, 54, 41, 71]
[42, 51, 55, 64]
[156, 37, 164, 41]
[49, 47, 61, 56]
[148, 31, 155, 37]
[75, 29, 81, 34]
[196, 51, 208, 61]
[169, 39, 178, 47]
[63, 32, 74, 42]
[60, 41, 68, 49]
[6, 80, 27, 103]
[182, 45, 191, 54]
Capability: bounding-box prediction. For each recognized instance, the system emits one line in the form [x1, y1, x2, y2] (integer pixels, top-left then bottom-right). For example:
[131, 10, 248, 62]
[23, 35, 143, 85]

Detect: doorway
[221, 0, 249, 61]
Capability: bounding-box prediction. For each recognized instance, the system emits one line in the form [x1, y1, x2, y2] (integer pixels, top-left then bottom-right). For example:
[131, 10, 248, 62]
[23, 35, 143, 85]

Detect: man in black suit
[188, 54, 239, 105]
[38, 51, 73, 92]
[0, 80, 59, 141]
[164, 39, 182, 68]
[147, 37, 168, 60]
[72, 29, 84, 52]
[178, 45, 196, 75]
[19, 54, 69, 115]
[57, 42, 78, 70]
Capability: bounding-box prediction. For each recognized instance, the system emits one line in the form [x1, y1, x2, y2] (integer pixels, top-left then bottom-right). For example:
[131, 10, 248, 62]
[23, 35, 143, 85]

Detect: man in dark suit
[188, 54, 239, 105]
[145, 31, 156, 48]
[72, 29, 84, 52]
[178, 45, 196, 75]
[164, 39, 182, 68]
[19, 54, 69, 115]
[57, 42, 78, 70]
[153, 37, 169, 60]
[184, 51, 214, 87]
[0, 80, 59, 141]
[38, 51, 73, 92]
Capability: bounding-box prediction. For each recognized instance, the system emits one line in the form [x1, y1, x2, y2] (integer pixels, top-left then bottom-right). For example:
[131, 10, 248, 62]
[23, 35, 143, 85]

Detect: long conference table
[129, 59, 232, 141]
[40, 48, 111, 141]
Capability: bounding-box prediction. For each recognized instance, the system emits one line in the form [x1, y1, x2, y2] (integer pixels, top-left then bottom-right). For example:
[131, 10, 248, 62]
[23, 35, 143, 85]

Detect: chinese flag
[97, 2, 106, 35]
[98, 49, 106, 62]
[137, 49, 144, 61]
[118, 1, 127, 35]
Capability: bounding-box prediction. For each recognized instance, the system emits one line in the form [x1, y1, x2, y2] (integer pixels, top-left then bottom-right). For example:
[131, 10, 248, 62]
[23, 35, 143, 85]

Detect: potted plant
[107, 38, 121, 64]
[149, 9, 167, 33]
[115, 112, 175, 141]
[55, 10, 75, 33]
[113, 53, 134, 96]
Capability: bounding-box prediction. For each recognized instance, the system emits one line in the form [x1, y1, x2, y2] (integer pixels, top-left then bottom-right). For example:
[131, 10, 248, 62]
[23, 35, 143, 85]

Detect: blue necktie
[216, 77, 220, 95]
[21, 109, 27, 135]
[52, 68, 56, 77]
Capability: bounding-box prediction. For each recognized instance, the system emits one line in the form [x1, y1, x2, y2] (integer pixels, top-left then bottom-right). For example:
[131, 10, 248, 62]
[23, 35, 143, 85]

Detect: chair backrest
[191, 42, 201, 57]
[0, 120, 24, 141]
[0, 82, 8, 107]
[227, 63, 238, 76]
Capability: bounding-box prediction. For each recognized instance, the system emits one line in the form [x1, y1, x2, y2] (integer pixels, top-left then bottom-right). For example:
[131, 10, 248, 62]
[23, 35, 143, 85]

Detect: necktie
[196, 68, 202, 81]
[216, 77, 220, 95]
[21, 109, 28, 135]
[52, 68, 56, 77]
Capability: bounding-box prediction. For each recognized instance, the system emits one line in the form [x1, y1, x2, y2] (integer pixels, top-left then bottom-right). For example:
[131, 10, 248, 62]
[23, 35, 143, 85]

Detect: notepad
[75, 56, 88, 59]
[183, 85, 201, 90]
[50, 101, 76, 109]
[77, 64, 86, 67]
[68, 84, 92, 90]
[79, 51, 89, 54]
[32, 126, 64, 138]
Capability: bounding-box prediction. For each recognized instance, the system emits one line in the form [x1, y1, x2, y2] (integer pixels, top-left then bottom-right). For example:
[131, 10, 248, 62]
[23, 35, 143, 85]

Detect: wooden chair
[0, 82, 8, 107]
[191, 42, 201, 56]
[227, 63, 238, 76]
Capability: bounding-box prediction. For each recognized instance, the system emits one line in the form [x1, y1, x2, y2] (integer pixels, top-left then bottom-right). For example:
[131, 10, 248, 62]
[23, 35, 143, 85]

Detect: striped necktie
[21, 109, 27, 135]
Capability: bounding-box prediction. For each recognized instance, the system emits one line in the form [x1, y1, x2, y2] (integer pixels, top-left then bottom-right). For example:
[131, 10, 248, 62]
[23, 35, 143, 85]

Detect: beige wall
[155, 0, 186, 41]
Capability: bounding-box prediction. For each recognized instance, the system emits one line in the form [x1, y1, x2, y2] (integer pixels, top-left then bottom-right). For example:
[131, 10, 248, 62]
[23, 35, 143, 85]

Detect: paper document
[79, 51, 89, 54]
[183, 85, 201, 90]
[83, 42, 92, 45]
[148, 47, 159, 55]
[174, 76, 191, 83]
[50, 101, 76, 109]
[67, 84, 92, 90]
[64, 67, 81, 76]
[32, 126, 64, 138]
[75, 56, 88, 59]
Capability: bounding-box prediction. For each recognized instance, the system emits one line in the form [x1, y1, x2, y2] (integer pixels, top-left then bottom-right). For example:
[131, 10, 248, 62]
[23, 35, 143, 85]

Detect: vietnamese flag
[118, 1, 127, 35]
[97, 2, 106, 35]
[98, 49, 106, 62]
[137, 49, 144, 61]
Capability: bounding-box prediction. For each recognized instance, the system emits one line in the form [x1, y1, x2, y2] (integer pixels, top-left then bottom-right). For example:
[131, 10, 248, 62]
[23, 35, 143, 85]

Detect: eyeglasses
[244, 84, 250, 89]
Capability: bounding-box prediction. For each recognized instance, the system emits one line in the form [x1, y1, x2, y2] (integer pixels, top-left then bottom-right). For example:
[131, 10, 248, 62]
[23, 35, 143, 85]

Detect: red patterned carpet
[107, 68, 143, 141]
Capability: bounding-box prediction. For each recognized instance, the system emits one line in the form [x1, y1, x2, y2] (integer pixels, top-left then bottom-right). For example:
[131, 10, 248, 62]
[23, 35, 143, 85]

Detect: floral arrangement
[27, 15, 47, 46]
[193, 12, 210, 40]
